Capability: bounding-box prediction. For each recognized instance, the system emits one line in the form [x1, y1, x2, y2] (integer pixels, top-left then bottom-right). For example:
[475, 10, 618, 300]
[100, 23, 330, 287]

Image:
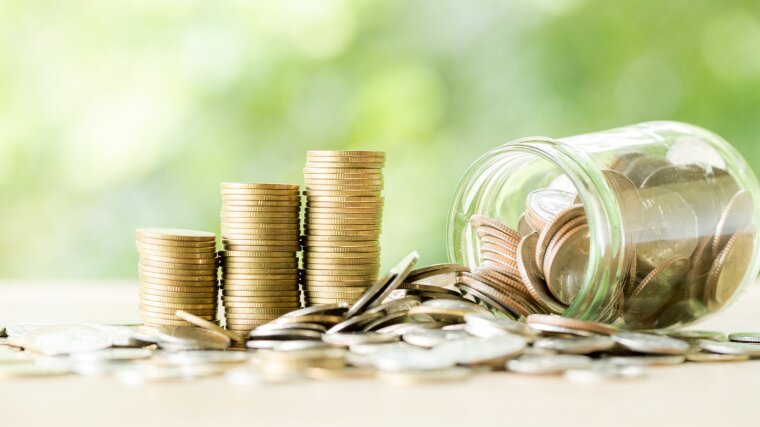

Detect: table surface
[1, 280, 759, 427]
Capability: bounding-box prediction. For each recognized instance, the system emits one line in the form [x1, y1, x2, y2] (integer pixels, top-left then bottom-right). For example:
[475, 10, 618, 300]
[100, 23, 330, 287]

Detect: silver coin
[21, 325, 113, 356]
[534, 336, 615, 354]
[526, 189, 576, 224]
[728, 332, 760, 343]
[604, 355, 686, 366]
[155, 326, 230, 350]
[564, 361, 646, 383]
[349, 341, 416, 356]
[322, 332, 398, 346]
[612, 332, 690, 355]
[421, 298, 491, 315]
[369, 345, 455, 371]
[699, 340, 760, 356]
[69, 348, 153, 362]
[281, 303, 349, 318]
[433, 334, 526, 365]
[273, 340, 336, 352]
[364, 296, 421, 315]
[686, 352, 750, 363]
[327, 311, 384, 334]
[255, 322, 327, 333]
[375, 322, 448, 336]
[345, 251, 419, 318]
[402, 329, 469, 348]
[248, 329, 323, 341]
[507, 354, 592, 375]
[463, 313, 537, 338]
[157, 350, 249, 365]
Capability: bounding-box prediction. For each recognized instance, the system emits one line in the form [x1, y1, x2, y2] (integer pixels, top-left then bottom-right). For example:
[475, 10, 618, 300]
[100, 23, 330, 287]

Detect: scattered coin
[612, 332, 690, 355]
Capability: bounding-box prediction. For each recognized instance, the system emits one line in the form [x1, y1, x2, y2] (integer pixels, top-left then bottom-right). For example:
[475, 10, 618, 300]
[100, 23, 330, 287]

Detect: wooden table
[1, 281, 759, 427]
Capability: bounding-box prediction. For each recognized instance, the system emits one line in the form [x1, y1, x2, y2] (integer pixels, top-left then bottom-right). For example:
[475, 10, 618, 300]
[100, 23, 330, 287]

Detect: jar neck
[449, 136, 628, 320]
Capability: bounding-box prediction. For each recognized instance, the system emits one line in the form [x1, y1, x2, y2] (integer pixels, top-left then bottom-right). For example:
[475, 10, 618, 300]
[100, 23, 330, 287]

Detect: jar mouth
[447, 136, 628, 320]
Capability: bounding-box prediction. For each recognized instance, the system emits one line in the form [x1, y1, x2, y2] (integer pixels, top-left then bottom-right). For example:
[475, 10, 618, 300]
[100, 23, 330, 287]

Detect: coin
[713, 190, 754, 256]
[728, 332, 760, 343]
[705, 230, 754, 310]
[612, 332, 690, 354]
[517, 233, 567, 314]
[507, 354, 592, 375]
[534, 336, 615, 354]
[635, 187, 698, 270]
[175, 310, 243, 342]
[625, 256, 690, 320]
[527, 314, 618, 336]
[543, 223, 589, 305]
[685, 352, 750, 362]
[525, 189, 576, 229]
[136, 228, 216, 242]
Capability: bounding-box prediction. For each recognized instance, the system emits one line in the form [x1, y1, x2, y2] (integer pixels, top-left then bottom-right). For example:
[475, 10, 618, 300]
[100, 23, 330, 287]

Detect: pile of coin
[135, 228, 218, 326]
[461, 156, 756, 329]
[219, 183, 303, 336]
[301, 151, 385, 306]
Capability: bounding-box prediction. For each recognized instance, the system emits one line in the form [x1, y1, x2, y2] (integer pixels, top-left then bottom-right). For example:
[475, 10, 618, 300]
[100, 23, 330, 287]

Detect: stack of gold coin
[219, 183, 303, 336]
[302, 151, 385, 305]
[136, 228, 219, 326]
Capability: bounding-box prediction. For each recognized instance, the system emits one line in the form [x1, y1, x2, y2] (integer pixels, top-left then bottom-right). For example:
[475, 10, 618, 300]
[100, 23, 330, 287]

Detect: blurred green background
[1, 0, 759, 279]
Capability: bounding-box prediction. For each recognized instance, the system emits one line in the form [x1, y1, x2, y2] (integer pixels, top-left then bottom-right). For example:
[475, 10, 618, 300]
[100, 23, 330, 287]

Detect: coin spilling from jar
[464, 154, 756, 329]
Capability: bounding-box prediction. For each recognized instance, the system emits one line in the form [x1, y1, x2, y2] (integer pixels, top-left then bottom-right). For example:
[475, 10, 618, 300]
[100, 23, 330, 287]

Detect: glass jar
[448, 121, 760, 329]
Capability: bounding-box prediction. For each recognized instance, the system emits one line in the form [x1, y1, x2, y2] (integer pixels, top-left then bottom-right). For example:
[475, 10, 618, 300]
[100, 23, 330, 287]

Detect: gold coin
[140, 306, 216, 316]
[223, 290, 300, 298]
[305, 179, 384, 186]
[304, 285, 368, 293]
[304, 292, 367, 299]
[139, 254, 217, 265]
[174, 310, 243, 342]
[221, 193, 301, 200]
[304, 161, 384, 169]
[141, 294, 217, 304]
[221, 258, 298, 266]
[303, 262, 379, 271]
[141, 300, 218, 310]
[138, 277, 217, 287]
[139, 281, 217, 291]
[225, 313, 288, 320]
[304, 172, 383, 180]
[139, 260, 216, 271]
[221, 222, 300, 230]
[305, 207, 383, 214]
[306, 218, 381, 225]
[303, 279, 372, 287]
[223, 293, 300, 300]
[302, 269, 376, 278]
[138, 265, 217, 277]
[223, 262, 297, 270]
[220, 215, 299, 223]
[305, 298, 356, 305]
[305, 187, 384, 194]
[221, 279, 298, 287]
[220, 188, 300, 196]
[222, 267, 298, 275]
[543, 223, 590, 305]
[223, 273, 298, 281]
[223, 201, 300, 208]
[302, 250, 379, 258]
[220, 183, 299, 191]
[303, 260, 379, 268]
[306, 201, 384, 209]
[223, 244, 300, 252]
[136, 228, 215, 242]
[305, 209, 382, 217]
[303, 166, 383, 174]
[137, 248, 217, 260]
[225, 305, 300, 312]
[141, 310, 216, 321]
[304, 224, 381, 232]
[307, 150, 385, 158]
[136, 236, 217, 249]
[713, 190, 754, 257]
[220, 207, 300, 215]
[139, 270, 217, 281]
[136, 241, 217, 253]
[222, 298, 300, 305]
[221, 230, 300, 238]
[140, 288, 217, 299]
[516, 233, 567, 314]
[219, 250, 296, 258]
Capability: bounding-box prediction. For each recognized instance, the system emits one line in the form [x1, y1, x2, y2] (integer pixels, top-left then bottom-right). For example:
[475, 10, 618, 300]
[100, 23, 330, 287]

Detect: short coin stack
[302, 151, 385, 306]
[219, 183, 303, 336]
[136, 228, 218, 326]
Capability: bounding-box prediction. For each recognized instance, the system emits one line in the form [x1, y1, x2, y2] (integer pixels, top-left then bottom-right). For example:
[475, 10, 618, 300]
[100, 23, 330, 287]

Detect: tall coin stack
[302, 151, 385, 305]
[136, 228, 219, 326]
[219, 183, 303, 336]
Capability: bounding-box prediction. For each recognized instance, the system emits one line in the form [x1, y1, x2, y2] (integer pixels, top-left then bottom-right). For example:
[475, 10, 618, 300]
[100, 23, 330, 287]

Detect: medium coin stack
[219, 183, 302, 336]
[136, 228, 219, 326]
[302, 151, 385, 306]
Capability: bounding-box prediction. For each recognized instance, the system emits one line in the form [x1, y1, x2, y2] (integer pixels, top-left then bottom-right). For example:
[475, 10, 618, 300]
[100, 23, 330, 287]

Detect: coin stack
[302, 151, 385, 306]
[135, 228, 219, 326]
[219, 183, 303, 336]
